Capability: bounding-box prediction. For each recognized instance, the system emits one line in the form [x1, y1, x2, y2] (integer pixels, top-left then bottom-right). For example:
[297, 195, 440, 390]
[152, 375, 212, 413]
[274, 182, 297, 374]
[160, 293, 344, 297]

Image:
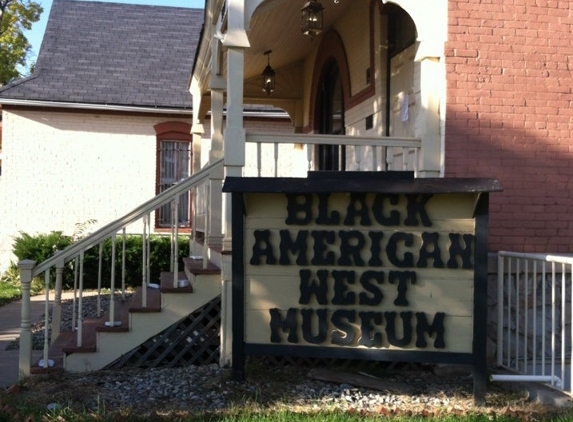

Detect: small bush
[11, 231, 190, 290]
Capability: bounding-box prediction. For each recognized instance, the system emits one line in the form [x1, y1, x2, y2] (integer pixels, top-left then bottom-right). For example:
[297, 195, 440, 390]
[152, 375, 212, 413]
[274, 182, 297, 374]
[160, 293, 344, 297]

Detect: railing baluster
[203, 184, 210, 269]
[97, 242, 103, 317]
[561, 264, 565, 387]
[570, 263, 573, 396]
[173, 196, 180, 288]
[42, 269, 50, 367]
[274, 142, 279, 177]
[306, 144, 312, 171]
[506, 257, 512, 369]
[515, 258, 520, 372]
[77, 251, 84, 347]
[497, 254, 504, 368]
[551, 262, 556, 386]
[142, 216, 148, 308]
[542, 261, 546, 374]
[108, 233, 117, 325]
[72, 257, 78, 334]
[52, 260, 64, 343]
[121, 228, 126, 301]
[257, 142, 262, 177]
[524, 259, 528, 374]
[355, 145, 362, 170]
[532, 260, 537, 376]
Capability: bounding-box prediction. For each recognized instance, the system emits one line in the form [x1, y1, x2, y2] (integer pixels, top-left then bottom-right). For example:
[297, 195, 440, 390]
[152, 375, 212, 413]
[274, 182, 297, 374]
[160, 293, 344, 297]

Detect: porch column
[206, 37, 226, 249]
[220, 0, 250, 367]
[221, 0, 249, 253]
[191, 122, 204, 174]
[415, 46, 443, 178]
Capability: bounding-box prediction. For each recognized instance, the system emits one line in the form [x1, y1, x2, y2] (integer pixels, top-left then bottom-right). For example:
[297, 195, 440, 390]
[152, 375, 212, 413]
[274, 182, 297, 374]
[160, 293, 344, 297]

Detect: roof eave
[0, 98, 194, 114]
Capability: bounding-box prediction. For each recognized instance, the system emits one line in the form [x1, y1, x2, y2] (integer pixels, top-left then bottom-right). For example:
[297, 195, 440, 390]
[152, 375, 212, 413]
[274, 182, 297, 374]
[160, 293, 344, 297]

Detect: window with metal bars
[158, 140, 192, 227]
[154, 121, 194, 229]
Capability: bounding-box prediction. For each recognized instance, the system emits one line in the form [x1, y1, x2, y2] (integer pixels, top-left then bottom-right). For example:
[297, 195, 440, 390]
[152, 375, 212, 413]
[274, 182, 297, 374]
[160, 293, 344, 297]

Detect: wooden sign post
[224, 172, 502, 405]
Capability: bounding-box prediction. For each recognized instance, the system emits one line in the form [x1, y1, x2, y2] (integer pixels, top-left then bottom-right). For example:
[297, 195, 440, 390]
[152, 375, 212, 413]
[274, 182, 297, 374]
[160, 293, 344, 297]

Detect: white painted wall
[0, 109, 187, 271]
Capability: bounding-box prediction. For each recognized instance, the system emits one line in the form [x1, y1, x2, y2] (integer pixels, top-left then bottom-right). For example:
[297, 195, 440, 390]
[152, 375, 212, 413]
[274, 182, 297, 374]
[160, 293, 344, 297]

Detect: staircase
[16, 160, 226, 378]
[30, 257, 221, 374]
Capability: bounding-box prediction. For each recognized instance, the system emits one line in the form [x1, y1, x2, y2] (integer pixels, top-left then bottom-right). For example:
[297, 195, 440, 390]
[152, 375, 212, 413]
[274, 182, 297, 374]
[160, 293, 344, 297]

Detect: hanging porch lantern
[301, 0, 324, 40]
[261, 50, 275, 96]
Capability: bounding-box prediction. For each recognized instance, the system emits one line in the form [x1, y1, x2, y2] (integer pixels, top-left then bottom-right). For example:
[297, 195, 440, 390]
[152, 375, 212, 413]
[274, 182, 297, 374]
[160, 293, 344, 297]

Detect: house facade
[11, 0, 573, 394]
[0, 0, 291, 271]
[190, 0, 572, 255]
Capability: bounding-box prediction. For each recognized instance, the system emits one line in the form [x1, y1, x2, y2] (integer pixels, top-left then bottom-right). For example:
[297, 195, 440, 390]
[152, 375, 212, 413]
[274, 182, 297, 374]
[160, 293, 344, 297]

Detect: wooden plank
[160, 271, 193, 293]
[244, 275, 474, 316]
[244, 309, 473, 353]
[129, 286, 161, 313]
[223, 176, 503, 194]
[183, 257, 221, 275]
[243, 192, 481, 221]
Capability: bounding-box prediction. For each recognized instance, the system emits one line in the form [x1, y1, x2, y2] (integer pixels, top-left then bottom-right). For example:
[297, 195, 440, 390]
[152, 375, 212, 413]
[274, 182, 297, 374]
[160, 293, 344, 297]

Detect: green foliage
[12, 231, 73, 263]
[0, 262, 44, 306]
[10, 230, 190, 290]
[0, 0, 43, 83]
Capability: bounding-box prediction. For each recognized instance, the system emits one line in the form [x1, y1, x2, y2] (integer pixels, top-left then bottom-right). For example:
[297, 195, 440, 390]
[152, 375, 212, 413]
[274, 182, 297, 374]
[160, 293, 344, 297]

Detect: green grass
[0, 280, 21, 307]
[0, 263, 44, 307]
[0, 406, 565, 422]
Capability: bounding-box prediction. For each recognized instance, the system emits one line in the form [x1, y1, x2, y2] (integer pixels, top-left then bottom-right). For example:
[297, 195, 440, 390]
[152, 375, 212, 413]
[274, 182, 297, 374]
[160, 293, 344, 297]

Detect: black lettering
[316, 194, 340, 225]
[269, 308, 298, 343]
[368, 231, 384, 266]
[250, 230, 276, 265]
[358, 271, 384, 306]
[358, 311, 383, 347]
[404, 194, 433, 227]
[384, 311, 413, 347]
[301, 308, 328, 344]
[343, 193, 371, 226]
[386, 232, 414, 267]
[299, 269, 329, 305]
[372, 194, 400, 226]
[332, 270, 356, 305]
[447, 234, 474, 269]
[331, 310, 356, 345]
[285, 194, 313, 225]
[417, 232, 444, 268]
[338, 230, 366, 266]
[310, 230, 336, 265]
[388, 271, 417, 306]
[415, 312, 446, 348]
[279, 230, 308, 265]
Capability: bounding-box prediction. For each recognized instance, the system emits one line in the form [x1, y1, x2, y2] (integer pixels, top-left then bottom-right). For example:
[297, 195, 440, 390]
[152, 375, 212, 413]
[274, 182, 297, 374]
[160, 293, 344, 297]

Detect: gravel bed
[5, 294, 571, 419]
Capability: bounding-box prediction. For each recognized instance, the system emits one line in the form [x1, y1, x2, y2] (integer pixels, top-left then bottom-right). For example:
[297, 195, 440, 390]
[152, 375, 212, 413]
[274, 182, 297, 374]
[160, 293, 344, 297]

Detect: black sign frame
[224, 172, 502, 405]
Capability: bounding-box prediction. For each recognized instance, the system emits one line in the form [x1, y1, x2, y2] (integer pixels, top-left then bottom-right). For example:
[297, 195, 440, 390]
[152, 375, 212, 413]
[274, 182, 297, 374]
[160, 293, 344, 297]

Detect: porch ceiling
[241, 0, 353, 81]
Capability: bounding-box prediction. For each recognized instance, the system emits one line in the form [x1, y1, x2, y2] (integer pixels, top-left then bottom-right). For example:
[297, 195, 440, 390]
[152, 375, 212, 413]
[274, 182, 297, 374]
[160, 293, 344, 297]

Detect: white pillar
[219, 0, 250, 367]
[415, 56, 442, 178]
[18, 259, 36, 379]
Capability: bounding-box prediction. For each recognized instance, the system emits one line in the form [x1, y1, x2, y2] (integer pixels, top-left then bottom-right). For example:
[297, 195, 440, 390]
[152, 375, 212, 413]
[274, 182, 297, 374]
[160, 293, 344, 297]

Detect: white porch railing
[497, 251, 573, 395]
[18, 159, 224, 378]
[245, 133, 421, 177]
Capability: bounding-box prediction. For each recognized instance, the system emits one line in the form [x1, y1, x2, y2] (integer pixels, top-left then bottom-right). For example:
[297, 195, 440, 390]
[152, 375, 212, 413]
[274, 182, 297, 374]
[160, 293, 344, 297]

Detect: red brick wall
[445, 0, 573, 253]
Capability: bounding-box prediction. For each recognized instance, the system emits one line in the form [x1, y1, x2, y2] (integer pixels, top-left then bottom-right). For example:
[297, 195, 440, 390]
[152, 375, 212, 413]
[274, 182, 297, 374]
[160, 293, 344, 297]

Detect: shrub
[11, 231, 190, 290]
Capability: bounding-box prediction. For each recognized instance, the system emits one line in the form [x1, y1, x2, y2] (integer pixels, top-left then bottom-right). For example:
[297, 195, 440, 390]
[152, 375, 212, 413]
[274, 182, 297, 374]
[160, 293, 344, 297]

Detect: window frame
[154, 121, 193, 231]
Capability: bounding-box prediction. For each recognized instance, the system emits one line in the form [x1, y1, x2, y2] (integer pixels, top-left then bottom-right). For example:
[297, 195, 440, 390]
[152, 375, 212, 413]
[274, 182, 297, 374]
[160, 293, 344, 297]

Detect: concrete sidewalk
[0, 294, 59, 389]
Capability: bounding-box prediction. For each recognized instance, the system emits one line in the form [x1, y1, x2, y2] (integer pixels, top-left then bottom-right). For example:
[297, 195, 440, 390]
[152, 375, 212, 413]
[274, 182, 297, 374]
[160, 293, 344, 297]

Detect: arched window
[154, 122, 193, 229]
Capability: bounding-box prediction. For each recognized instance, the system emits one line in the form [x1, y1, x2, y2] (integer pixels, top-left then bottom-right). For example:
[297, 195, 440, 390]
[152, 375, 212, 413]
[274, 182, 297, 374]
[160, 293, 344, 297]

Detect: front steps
[31, 258, 221, 374]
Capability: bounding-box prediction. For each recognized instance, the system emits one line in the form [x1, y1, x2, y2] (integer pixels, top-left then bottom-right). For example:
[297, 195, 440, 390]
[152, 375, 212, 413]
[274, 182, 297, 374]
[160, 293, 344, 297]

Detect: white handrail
[31, 159, 224, 278]
[246, 133, 421, 148]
